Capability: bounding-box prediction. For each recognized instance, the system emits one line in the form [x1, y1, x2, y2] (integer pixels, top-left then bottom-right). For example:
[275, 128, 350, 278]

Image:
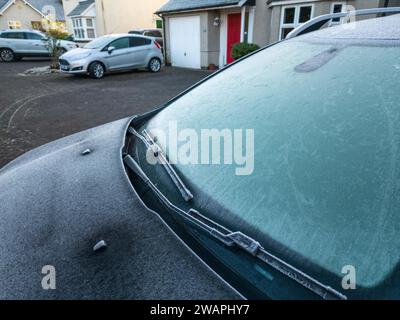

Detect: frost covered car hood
[60, 47, 93, 59]
[0, 117, 240, 299]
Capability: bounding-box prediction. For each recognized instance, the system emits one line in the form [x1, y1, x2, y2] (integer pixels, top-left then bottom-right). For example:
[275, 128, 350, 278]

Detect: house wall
[253, 0, 271, 46]
[162, 0, 400, 69]
[62, 0, 166, 38]
[94, 0, 166, 36]
[62, 0, 79, 35]
[0, 0, 43, 30]
[267, 0, 393, 43]
[206, 10, 220, 66]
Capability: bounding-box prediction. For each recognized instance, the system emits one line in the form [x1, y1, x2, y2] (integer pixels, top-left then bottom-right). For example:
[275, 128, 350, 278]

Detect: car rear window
[129, 37, 151, 47]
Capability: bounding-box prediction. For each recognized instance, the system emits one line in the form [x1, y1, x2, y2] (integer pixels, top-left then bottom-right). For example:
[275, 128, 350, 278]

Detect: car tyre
[0, 48, 15, 62]
[148, 58, 161, 73]
[88, 62, 105, 79]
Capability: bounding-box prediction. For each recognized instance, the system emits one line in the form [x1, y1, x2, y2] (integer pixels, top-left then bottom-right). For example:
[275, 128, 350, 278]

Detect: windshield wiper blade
[123, 154, 347, 301]
[128, 127, 193, 202]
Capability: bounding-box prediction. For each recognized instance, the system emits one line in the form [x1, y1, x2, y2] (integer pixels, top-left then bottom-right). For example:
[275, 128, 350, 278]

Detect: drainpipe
[156, 13, 167, 63]
[382, 0, 390, 17]
[100, 0, 107, 35]
[240, 6, 246, 42]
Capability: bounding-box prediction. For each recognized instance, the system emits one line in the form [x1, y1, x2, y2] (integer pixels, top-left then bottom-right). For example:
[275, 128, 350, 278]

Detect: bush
[231, 42, 260, 60]
[41, 18, 72, 69]
[42, 19, 71, 40]
[46, 28, 71, 40]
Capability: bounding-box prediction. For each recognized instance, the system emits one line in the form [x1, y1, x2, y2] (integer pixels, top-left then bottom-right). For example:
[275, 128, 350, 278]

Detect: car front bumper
[59, 58, 90, 74]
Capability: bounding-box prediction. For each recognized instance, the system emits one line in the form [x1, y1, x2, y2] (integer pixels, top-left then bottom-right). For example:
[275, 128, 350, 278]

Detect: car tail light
[154, 41, 161, 50]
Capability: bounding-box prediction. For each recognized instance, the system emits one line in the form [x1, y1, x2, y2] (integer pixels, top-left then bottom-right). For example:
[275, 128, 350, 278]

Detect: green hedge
[231, 42, 260, 60]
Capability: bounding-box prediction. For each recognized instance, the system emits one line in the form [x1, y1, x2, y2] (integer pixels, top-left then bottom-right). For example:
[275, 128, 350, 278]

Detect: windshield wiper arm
[123, 154, 347, 300]
[128, 127, 193, 202]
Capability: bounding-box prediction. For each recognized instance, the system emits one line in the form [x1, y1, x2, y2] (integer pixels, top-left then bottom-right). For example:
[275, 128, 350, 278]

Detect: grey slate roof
[0, 0, 13, 13]
[28, 0, 65, 20]
[157, 0, 246, 14]
[0, 0, 65, 21]
[67, 0, 94, 17]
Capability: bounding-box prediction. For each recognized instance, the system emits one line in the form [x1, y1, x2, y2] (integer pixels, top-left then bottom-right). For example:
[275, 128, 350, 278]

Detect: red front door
[227, 13, 241, 64]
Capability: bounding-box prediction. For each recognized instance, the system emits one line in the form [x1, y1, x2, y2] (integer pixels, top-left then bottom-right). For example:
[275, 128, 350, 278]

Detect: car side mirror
[108, 46, 115, 54]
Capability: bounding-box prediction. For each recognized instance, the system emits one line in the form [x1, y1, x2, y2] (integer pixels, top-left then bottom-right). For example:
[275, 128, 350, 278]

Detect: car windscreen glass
[143, 39, 400, 289]
[83, 36, 114, 49]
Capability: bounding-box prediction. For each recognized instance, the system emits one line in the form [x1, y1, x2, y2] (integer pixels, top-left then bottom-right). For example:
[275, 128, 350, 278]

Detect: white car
[59, 34, 164, 79]
[0, 29, 78, 62]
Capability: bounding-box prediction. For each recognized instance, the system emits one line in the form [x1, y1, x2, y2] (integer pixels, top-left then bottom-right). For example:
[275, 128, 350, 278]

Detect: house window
[8, 20, 22, 29]
[331, 2, 346, 24]
[86, 18, 96, 39]
[72, 17, 96, 40]
[280, 5, 314, 40]
[72, 18, 84, 39]
[31, 21, 42, 30]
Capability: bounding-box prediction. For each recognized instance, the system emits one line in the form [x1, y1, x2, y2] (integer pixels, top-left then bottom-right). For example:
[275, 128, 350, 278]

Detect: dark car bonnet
[0, 117, 240, 299]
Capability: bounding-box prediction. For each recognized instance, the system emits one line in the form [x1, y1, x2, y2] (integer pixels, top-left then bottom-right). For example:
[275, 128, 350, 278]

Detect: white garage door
[169, 16, 201, 69]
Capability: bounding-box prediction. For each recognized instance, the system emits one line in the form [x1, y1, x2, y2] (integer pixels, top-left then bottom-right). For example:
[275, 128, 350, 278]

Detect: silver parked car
[59, 34, 164, 79]
[0, 29, 78, 62]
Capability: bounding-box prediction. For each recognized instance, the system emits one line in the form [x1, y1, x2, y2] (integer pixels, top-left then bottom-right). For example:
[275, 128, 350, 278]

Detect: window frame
[8, 20, 22, 29]
[330, 2, 347, 25]
[71, 17, 96, 40]
[279, 4, 314, 40]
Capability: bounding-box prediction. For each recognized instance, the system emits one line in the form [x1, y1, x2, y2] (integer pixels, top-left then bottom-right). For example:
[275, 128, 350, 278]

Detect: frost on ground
[19, 66, 59, 76]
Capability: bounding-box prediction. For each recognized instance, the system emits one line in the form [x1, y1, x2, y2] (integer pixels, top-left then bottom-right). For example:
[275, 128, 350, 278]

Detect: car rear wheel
[88, 62, 105, 79]
[0, 48, 15, 62]
[148, 58, 161, 73]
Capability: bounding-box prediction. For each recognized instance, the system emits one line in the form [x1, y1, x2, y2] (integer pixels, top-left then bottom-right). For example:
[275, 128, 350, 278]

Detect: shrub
[41, 19, 71, 40]
[231, 42, 260, 60]
[41, 18, 72, 69]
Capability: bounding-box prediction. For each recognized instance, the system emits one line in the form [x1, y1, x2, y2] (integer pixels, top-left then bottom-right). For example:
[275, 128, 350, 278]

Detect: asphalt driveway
[0, 59, 209, 168]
